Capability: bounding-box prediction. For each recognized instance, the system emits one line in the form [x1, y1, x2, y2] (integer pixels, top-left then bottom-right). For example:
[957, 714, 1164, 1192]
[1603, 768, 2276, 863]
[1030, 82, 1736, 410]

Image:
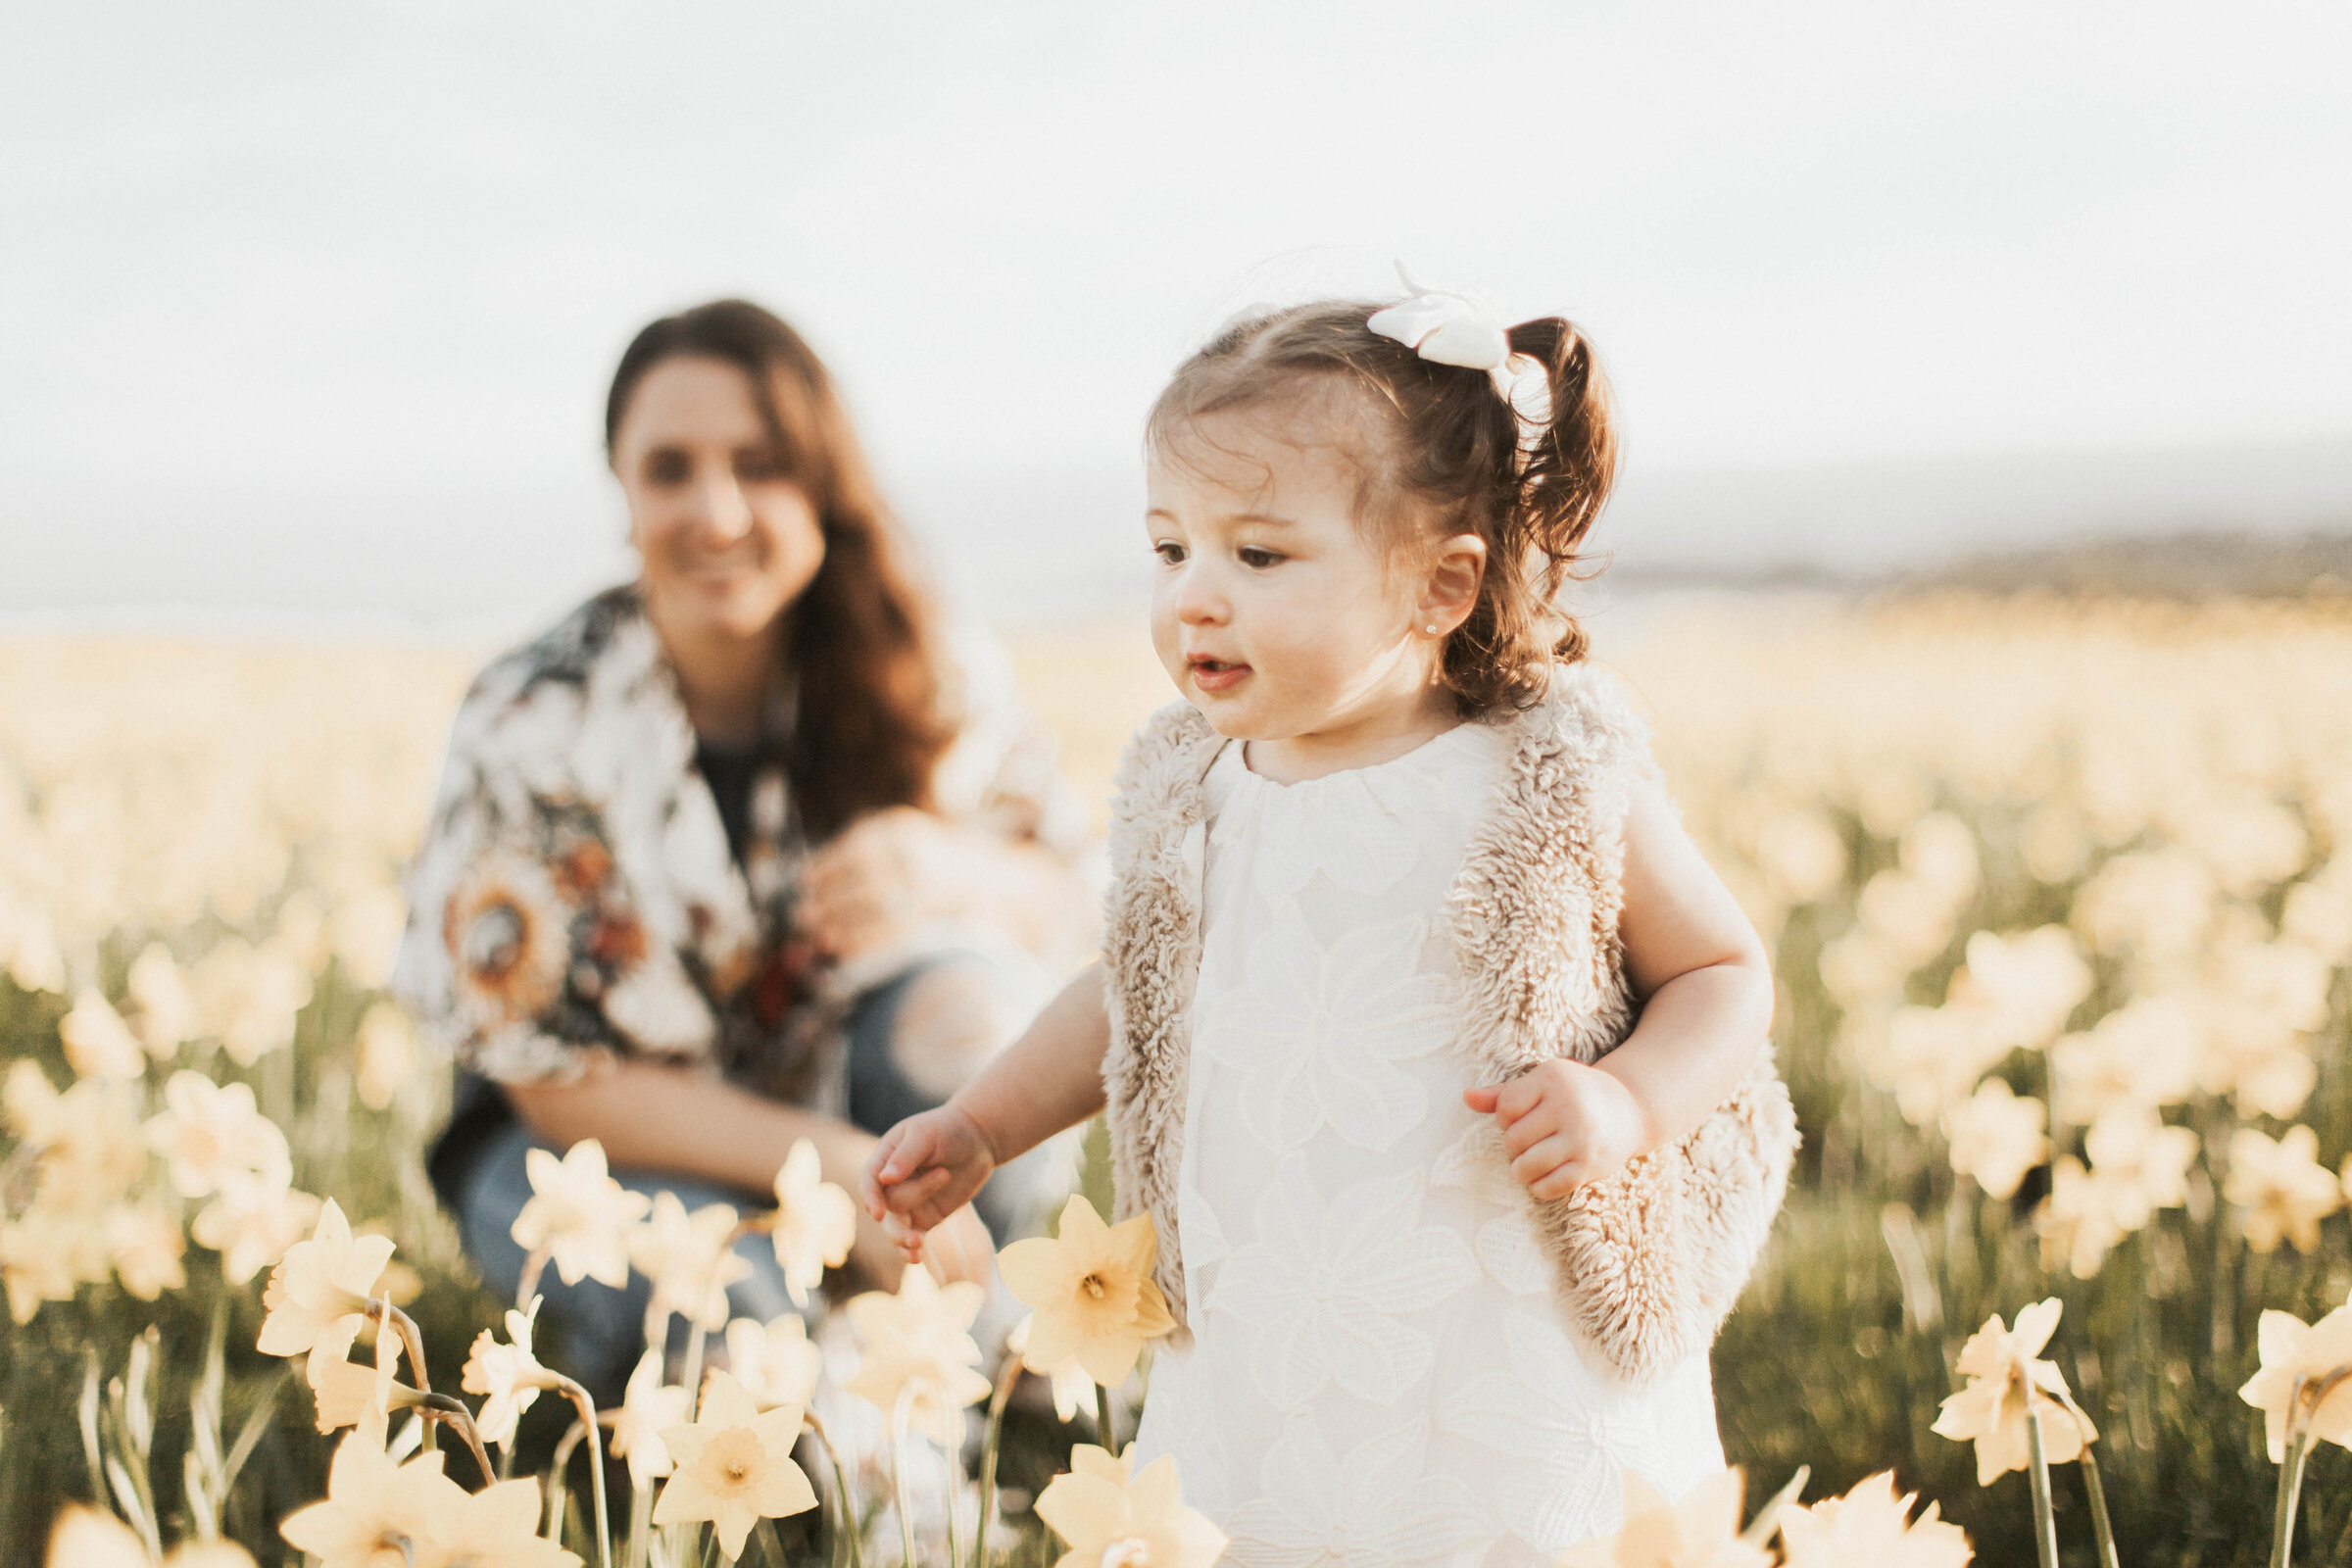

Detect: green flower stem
[517, 1247, 552, 1311]
[972, 1355, 1023, 1568]
[2274, 1419, 2314, 1568]
[375, 1298, 439, 1454]
[2075, 1430, 2118, 1568]
[1095, 1383, 1118, 1456]
[1739, 1465, 1810, 1548]
[803, 1408, 866, 1568]
[627, 1479, 653, 1568]
[416, 1393, 497, 1485]
[2026, 1406, 2061, 1568]
[942, 1431, 964, 1568]
[681, 1317, 712, 1424]
[549, 1374, 614, 1568]
[2273, 1367, 2352, 1568]
[547, 1419, 588, 1541]
[2048, 1387, 2118, 1568]
[891, 1391, 920, 1568]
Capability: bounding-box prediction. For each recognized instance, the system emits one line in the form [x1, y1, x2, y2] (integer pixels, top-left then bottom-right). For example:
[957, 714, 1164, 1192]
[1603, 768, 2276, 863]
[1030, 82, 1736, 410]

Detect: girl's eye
[643, 449, 691, 487]
[1238, 547, 1284, 568]
[1153, 540, 1188, 564]
[734, 449, 787, 482]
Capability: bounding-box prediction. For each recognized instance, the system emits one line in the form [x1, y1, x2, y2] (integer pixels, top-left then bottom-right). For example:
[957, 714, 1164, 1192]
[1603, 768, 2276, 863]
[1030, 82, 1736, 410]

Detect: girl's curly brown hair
[1146, 298, 1619, 714]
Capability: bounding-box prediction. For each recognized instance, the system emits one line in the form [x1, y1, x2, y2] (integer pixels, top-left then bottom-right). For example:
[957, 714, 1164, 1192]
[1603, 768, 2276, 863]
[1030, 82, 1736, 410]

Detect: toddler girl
[861, 287, 1799, 1564]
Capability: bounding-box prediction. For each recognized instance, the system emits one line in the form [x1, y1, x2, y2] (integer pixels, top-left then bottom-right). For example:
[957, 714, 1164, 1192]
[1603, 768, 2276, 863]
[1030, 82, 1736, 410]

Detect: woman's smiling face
[1146, 409, 1464, 779]
[612, 355, 826, 642]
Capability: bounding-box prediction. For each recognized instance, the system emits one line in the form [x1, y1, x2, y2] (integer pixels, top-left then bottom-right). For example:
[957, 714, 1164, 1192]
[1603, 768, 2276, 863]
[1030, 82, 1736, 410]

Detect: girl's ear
[1418, 531, 1487, 634]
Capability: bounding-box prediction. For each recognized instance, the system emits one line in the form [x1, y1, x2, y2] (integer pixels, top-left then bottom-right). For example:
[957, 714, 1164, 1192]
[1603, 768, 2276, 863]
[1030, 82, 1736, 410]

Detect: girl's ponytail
[1499, 317, 1619, 668]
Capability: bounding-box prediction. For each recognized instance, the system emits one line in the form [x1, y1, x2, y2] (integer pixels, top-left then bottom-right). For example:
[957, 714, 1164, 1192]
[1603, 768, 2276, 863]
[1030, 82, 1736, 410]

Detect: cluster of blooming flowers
[52, 1129, 1226, 1568]
[1636, 598, 2352, 1292]
[0, 1054, 404, 1325]
[0, 639, 461, 1004]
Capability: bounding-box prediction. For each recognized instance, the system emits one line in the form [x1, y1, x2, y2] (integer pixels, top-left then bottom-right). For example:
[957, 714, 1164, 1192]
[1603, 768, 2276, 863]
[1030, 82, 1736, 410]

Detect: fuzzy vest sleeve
[1097, 701, 1221, 1331]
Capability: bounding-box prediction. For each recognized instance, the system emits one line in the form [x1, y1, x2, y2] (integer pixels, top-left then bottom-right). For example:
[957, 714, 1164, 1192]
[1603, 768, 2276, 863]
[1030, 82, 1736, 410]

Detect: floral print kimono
[390, 584, 1089, 1200]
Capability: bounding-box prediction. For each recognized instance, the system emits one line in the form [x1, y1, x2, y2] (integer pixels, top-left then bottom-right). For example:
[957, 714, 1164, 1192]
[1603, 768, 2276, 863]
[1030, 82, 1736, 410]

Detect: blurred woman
[391, 299, 1090, 1396]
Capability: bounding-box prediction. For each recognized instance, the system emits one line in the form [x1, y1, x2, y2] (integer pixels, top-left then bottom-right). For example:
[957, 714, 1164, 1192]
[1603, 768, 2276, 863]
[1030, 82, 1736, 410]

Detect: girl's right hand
[860, 1103, 999, 1254]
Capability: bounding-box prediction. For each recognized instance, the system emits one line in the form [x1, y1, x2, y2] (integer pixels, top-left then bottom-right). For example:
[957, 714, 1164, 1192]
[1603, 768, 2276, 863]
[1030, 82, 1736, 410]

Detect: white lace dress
[1127, 724, 1727, 1567]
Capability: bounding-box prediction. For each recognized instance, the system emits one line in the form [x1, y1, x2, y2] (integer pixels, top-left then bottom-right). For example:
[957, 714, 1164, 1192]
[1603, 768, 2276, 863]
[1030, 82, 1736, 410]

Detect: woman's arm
[508, 1054, 875, 1196]
[1464, 778, 1774, 1197]
[506, 1054, 998, 1287]
[796, 807, 1096, 966]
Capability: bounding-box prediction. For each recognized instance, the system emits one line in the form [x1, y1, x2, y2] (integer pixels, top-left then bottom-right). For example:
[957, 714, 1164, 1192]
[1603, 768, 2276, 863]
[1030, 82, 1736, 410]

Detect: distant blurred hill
[1610, 529, 2352, 598]
[6, 433, 2348, 630]
[1912, 530, 2352, 598]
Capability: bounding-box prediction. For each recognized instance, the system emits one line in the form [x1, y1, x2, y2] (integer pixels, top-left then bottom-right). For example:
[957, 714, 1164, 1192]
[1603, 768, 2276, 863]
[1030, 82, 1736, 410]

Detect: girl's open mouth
[1189, 657, 1250, 693]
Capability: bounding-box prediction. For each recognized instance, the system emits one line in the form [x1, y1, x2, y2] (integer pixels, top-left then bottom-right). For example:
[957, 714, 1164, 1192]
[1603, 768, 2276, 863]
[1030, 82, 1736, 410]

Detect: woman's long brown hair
[606, 300, 954, 841]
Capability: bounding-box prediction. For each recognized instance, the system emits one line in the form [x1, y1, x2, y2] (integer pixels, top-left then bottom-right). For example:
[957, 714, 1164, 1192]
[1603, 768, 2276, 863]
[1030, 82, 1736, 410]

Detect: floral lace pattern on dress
[1130, 725, 1728, 1566]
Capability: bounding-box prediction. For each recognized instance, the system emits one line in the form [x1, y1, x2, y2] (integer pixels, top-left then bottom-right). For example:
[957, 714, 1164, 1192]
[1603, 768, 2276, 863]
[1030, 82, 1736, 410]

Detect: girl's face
[612, 355, 827, 643]
[1146, 410, 1483, 780]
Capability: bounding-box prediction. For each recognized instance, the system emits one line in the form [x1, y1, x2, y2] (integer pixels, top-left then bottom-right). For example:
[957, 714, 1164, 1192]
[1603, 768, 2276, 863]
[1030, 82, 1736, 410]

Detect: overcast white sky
[3, 2, 2349, 625]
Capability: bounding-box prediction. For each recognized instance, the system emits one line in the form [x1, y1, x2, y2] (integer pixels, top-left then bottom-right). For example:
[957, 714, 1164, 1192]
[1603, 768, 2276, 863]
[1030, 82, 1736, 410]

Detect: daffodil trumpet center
[1081, 1272, 1108, 1300]
[2293, 1364, 2352, 1423]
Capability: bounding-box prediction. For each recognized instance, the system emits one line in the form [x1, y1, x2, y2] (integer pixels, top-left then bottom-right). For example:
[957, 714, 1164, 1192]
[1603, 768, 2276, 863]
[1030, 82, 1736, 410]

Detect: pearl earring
[1424, 623, 1441, 635]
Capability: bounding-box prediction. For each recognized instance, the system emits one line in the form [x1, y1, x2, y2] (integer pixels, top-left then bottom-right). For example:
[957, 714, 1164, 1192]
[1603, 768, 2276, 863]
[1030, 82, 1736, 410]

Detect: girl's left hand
[1463, 1059, 1654, 1200]
[797, 806, 979, 958]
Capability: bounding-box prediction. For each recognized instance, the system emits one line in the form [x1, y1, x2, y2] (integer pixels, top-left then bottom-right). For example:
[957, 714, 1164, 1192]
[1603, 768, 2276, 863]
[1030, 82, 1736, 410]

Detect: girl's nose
[690, 467, 756, 544]
[1172, 563, 1227, 624]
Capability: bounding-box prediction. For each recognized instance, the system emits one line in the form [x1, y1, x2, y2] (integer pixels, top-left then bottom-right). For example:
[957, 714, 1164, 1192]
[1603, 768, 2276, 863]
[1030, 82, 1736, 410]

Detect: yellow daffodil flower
[143, 1072, 291, 1200]
[105, 1202, 188, 1301]
[721, 1313, 822, 1413]
[768, 1138, 856, 1306]
[59, 988, 146, 1081]
[2238, 1300, 2352, 1463]
[1939, 1079, 2047, 1200]
[511, 1137, 649, 1290]
[844, 1264, 993, 1446]
[1931, 1299, 2093, 1485]
[1776, 1470, 1973, 1567]
[610, 1348, 692, 1490]
[1033, 1444, 1226, 1568]
[192, 1183, 321, 1287]
[652, 1369, 817, 1562]
[257, 1199, 396, 1389]
[1556, 1466, 1768, 1568]
[460, 1295, 552, 1449]
[629, 1192, 751, 1332]
[2225, 1125, 2342, 1253]
[998, 1195, 1174, 1388]
[1008, 1312, 1095, 1421]
[278, 1424, 456, 1568]
[47, 1502, 260, 1566]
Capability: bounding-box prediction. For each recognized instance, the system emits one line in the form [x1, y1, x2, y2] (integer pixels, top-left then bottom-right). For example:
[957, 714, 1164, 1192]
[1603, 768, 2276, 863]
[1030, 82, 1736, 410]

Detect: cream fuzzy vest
[1098, 664, 1800, 1390]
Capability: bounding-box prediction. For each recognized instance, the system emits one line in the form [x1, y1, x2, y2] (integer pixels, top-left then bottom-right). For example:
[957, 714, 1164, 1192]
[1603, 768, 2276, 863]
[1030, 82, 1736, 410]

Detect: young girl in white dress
[860, 286, 1799, 1565]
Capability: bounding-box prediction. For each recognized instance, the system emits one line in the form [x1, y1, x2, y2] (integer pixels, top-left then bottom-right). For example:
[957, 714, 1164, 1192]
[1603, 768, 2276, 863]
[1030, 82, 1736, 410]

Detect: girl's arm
[508, 1056, 1000, 1288]
[1465, 779, 1775, 1197]
[860, 961, 1111, 1252]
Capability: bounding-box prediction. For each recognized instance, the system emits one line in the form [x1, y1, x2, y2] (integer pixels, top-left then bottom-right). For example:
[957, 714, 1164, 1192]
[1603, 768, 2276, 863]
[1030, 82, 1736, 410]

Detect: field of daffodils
[3, 590, 2350, 1566]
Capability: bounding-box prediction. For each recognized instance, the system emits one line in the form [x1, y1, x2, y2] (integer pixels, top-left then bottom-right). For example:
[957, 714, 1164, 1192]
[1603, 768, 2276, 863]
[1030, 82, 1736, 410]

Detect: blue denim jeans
[450, 953, 1063, 1403]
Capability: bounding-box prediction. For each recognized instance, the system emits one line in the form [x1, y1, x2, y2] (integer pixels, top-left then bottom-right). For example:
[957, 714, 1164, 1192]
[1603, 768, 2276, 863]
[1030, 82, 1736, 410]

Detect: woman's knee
[846, 953, 1050, 1128]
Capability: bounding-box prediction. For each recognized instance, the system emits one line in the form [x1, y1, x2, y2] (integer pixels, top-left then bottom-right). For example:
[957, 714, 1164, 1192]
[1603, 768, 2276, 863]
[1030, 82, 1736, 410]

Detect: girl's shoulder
[1109, 701, 1223, 808]
[1459, 662, 1666, 807]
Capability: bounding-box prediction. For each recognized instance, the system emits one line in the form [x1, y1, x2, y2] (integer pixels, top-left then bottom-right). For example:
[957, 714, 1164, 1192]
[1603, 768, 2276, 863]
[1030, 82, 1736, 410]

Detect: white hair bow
[1367, 266, 1549, 430]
